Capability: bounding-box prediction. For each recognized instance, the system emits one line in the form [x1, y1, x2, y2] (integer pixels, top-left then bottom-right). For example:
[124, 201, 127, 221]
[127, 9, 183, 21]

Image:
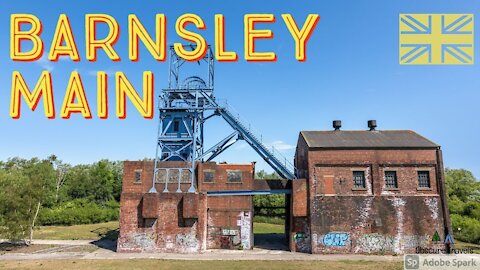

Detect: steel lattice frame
[150, 44, 296, 194]
[150, 45, 232, 193]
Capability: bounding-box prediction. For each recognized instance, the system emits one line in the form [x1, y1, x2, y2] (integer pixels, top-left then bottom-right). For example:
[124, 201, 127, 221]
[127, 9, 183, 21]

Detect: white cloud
[267, 140, 295, 151]
[36, 55, 54, 71]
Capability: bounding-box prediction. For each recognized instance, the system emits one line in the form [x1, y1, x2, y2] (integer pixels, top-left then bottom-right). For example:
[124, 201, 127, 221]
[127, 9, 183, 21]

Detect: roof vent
[368, 120, 377, 131]
[333, 120, 342, 131]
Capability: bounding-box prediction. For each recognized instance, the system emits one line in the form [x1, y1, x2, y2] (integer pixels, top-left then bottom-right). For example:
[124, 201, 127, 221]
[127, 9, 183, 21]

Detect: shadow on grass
[90, 227, 119, 252]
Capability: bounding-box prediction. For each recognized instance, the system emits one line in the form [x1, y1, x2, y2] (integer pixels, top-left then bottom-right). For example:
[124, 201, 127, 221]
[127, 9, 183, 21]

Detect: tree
[50, 156, 71, 203]
[63, 160, 122, 204]
[255, 170, 281, 180]
[0, 158, 55, 243]
[445, 168, 480, 202]
[0, 168, 32, 241]
[445, 168, 480, 244]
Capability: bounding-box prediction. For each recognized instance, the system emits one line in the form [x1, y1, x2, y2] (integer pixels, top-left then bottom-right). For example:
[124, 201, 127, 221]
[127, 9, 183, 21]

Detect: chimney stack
[333, 120, 342, 131]
[368, 120, 377, 131]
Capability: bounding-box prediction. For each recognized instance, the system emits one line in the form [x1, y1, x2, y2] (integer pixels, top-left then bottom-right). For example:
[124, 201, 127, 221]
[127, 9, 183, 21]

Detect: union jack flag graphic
[399, 14, 474, 64]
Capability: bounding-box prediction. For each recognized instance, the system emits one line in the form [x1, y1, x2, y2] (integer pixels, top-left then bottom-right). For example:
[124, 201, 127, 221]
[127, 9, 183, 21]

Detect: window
[204, 170, 215, 183]
[173, 120, 180, 132]
[134, 169, 142, 183]
[384, 171, 398, 188]
[155, 169, 166, 183]
[227, 171, 242, 183]
[418, 171, 430, 188]
[353, 171, 366, 188]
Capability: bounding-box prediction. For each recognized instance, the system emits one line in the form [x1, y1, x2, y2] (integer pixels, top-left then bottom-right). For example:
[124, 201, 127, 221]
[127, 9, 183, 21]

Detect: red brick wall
[117, 191, 208, 253]
[292, 147, 449, 254]
[206, 196, 253, 249]
[310, 196, 446, 254]
[199, 163, 254, 249]
[122, 161, 195, 194]
[118, 161, 254, 252]
[198, 162, 255, 192]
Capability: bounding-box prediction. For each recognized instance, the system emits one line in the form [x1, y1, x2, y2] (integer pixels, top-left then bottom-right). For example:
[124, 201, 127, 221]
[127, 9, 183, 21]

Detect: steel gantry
[150, 45, 296, 194]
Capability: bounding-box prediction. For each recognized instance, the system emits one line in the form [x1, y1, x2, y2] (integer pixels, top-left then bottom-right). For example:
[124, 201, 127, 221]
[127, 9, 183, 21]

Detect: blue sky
[0, 0, 479, 177]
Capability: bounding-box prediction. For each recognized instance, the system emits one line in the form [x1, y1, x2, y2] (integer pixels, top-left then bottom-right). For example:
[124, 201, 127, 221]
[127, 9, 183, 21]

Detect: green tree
[255, 170, 281, 180]
[63, 160, 122, 205]
[445, 168, 480, 202]
[445, 168, 480, 244]
[0, 157, 55, 243]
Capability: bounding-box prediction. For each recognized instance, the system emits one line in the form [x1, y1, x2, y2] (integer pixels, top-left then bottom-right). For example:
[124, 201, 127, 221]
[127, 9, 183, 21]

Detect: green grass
[253, 216, 285, 225]
[33, 222, 283, 240]
[33, 221, 119, 240]
[454, 240, 480, 254]
[33, 222, 480, 256]
[253, 222, 284, 234]
[0, 260, 403, 270]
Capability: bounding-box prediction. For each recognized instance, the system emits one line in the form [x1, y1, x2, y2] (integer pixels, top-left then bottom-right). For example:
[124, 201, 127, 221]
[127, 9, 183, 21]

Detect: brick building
[118, 121, 451, 254]
[291, 121, 452, 254]
[117, 161, 257, 252]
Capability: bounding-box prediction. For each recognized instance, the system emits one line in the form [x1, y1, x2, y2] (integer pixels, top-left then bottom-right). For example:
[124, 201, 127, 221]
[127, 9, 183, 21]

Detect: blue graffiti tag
[322, 232, 350, 247]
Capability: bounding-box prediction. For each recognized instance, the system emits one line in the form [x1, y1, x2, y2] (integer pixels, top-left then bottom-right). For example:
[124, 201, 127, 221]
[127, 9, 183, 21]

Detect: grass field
[32, 222, 480, 253]
[0, 259, 404, 270]
[454, 240, 480, 254]
[33, 222, 284, 240]
[33, 221, 119, 240]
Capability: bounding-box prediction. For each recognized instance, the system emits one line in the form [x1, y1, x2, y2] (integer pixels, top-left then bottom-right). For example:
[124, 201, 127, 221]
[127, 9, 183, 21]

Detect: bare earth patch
[0, 244, 58, 255]
[0, 259, 403, 270]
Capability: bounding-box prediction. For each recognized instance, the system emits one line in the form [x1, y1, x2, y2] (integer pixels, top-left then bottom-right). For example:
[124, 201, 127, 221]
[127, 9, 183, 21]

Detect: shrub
[451, 214, 480, 244]
[253, 215, 285, 225]
[38, 199, 119, 226]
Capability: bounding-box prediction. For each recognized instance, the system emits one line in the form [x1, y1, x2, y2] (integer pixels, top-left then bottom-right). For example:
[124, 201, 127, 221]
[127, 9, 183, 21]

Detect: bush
[448, 196, 466, 215]
[463, 201, 480, 220]
[38, 199, 119, 226]
[253, 215, 285, 225]
[451, 214, 480, 244]
[253, 194, 286, 217]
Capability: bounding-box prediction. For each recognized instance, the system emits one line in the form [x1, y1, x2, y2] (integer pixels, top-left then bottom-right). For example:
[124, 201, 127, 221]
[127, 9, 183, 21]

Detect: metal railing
[217, 100, 296, 179]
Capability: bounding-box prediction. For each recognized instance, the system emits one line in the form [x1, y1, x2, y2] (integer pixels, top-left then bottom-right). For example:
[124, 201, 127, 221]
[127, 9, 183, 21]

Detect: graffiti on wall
[355, 233, 394, 253]
[320, 232, 351, 247]
[176, 232, 199, 252]
[424, 197, 439, 220]
[121, 232, 156, 250]
[238, 211, 252, 249]
[220, 236, 231, 249]
[222, 229, 239, 236]
[355, 233, 430, 253]
[293, 232, 305, 242]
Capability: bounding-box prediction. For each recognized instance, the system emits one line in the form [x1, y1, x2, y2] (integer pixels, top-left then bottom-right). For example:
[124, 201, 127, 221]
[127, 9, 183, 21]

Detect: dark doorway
[252, 193, 289, 250]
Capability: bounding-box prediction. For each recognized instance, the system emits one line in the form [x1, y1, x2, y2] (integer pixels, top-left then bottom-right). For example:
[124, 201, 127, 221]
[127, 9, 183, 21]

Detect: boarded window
[134, 169, 142, 183]
[155, 169, 167, 183]
[353, 171, 366, 188]
[204, 170, 215, 183]
[384, 171, 398, 188]
[180, 170, 192, 183]
[418, 171, 430, 188]
[227, 171, 242, 183]
[155, 169, 191, 183]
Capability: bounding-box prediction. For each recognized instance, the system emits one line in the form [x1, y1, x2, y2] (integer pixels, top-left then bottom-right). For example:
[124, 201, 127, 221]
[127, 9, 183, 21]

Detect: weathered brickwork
[294, 131, 452, 254]
[119, 129, 451, 255]
[118, 161, 254, 252]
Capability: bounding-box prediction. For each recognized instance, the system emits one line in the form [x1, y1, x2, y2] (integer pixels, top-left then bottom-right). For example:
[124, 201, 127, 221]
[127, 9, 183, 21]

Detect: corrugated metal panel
[300, 130, 438, 149]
